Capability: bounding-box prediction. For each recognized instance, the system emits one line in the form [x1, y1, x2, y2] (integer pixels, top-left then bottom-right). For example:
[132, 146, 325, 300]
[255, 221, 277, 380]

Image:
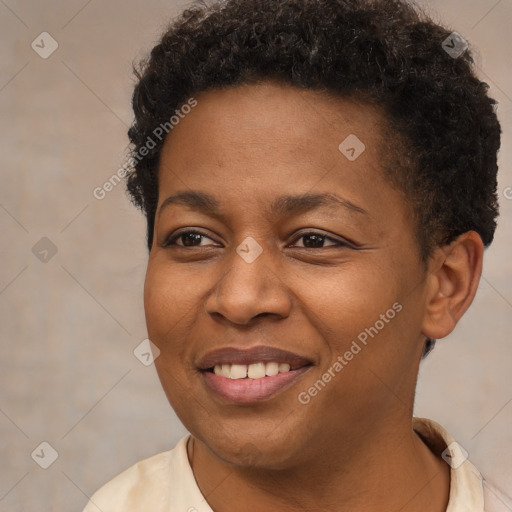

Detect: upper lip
[197, 346, 313, 370]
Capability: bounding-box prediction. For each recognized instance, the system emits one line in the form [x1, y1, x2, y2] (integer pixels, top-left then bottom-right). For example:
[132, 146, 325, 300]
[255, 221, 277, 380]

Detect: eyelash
[162, 230, 352, 249]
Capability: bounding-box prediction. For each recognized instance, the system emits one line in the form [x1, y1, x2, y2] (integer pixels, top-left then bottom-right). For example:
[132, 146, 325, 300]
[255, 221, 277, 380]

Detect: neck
[188, 417, 450, 512]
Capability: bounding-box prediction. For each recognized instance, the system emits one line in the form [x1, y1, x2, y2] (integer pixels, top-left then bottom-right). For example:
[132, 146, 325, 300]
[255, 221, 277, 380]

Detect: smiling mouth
[206, 361, 306, 380]
[197, 346, 313, 403]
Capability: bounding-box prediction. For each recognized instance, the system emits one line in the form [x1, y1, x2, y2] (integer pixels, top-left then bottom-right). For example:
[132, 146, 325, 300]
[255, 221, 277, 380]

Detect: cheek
[144, 263, 199, 399]
[144, 264, 170, 334]
[292, 261, 401, 345]
[143, 260, 197, 346]
[144, 263, 190, 364]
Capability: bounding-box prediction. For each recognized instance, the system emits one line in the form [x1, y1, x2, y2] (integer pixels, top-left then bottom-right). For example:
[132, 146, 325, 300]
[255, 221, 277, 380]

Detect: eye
[163, 230, 219, 248]
[289, 231, 348, 249]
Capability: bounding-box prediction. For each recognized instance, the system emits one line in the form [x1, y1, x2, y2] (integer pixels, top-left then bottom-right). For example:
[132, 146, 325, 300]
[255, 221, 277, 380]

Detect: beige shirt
[83, 418, 511, 511]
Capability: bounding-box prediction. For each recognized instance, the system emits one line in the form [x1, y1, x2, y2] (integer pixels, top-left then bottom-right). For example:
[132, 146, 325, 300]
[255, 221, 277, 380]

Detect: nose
[205, 245, 292, 326]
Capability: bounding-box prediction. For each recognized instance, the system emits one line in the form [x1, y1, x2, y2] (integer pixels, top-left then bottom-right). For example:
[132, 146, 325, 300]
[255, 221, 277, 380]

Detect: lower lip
[201, 367, 310, 404]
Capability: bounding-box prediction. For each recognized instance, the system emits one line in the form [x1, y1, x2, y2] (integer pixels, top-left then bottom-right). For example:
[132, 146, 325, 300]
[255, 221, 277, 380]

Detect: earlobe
[421, 231, 484, 340]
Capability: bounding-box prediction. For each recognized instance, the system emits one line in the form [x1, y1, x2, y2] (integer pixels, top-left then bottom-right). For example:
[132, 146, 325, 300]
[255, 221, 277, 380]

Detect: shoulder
[413, 417, 512, 512]
[82, 436, 196, 512]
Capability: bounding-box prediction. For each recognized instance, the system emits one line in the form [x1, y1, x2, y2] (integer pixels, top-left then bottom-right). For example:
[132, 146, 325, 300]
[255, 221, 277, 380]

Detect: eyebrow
[158, 190, 369, 218]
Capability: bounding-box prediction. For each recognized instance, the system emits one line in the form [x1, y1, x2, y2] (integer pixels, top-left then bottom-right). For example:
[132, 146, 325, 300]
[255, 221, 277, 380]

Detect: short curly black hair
[127, 0, 500, 266]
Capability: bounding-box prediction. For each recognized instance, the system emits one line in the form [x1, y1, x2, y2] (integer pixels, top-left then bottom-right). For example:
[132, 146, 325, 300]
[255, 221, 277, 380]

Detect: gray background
[0, 0, 511, 510]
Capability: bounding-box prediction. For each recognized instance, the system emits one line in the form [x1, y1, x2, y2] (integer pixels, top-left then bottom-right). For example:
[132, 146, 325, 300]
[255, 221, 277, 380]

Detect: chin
[194, 426, 306, 471]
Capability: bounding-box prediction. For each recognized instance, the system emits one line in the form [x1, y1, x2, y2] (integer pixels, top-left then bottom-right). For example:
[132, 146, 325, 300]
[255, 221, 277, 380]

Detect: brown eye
[291, 232, 342, 249]
[163, 230, 218, 248]
[302, 234, 327, 248]
[180, 232, 204, 246]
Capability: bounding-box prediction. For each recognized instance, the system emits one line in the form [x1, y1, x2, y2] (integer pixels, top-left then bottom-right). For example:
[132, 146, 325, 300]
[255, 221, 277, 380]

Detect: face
[145, 82, 432, 469]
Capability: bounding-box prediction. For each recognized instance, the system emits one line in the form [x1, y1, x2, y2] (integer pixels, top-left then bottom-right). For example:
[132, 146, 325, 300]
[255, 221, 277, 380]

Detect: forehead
[162, 82, 384, 154]
[157, 82, 397, 219]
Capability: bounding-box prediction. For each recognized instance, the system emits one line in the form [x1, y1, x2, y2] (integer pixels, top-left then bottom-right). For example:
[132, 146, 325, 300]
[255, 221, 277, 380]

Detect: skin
[144, 82, 483, 511]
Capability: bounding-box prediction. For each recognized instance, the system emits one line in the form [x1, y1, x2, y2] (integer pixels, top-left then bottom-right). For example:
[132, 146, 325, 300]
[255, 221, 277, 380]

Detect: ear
[421, 231, 484, 340]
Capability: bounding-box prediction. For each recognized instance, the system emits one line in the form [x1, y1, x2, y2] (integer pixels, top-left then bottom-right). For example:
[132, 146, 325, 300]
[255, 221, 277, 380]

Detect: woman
[84, 0, 510, 510]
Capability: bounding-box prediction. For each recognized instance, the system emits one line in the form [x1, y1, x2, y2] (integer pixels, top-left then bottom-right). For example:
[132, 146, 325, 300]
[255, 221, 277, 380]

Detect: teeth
[265, 362, 279, 376]
[212, 361, 293, 379]
[248, 362, 266, 379]
[230, 364, 247, 379]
